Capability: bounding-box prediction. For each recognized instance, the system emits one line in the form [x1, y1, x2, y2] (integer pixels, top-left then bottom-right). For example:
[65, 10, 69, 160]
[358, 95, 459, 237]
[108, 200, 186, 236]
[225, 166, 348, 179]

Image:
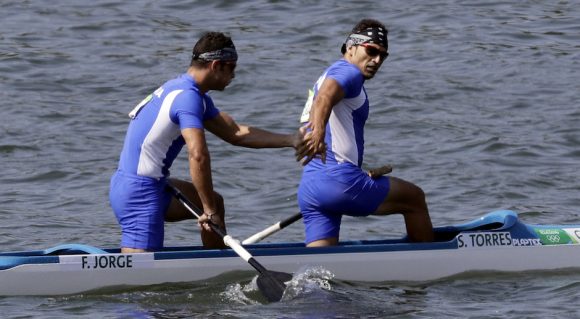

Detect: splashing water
[221, 278, 261, 305]
[220, 267, 335, 303]
[282, 266, 335, 300]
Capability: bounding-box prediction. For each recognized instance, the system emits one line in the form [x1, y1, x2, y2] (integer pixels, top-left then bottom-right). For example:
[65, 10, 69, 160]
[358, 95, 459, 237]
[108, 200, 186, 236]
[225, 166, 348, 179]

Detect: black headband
[341, 26, 388, 54]
[192, 46, 238, 62]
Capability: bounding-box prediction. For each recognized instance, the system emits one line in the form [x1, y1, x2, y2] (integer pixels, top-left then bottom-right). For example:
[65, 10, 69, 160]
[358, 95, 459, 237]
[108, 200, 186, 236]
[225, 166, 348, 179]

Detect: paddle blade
[256, 271, 292, 302]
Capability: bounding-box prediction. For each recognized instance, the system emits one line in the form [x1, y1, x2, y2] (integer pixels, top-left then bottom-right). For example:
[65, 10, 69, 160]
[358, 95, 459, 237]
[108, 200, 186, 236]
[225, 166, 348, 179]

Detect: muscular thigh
[374, 176, 424, 215]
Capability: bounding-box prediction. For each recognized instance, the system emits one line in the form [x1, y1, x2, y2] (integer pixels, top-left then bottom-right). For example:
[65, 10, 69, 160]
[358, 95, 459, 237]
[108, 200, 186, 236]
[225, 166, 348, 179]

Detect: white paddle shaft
[242, 224, 281, 245]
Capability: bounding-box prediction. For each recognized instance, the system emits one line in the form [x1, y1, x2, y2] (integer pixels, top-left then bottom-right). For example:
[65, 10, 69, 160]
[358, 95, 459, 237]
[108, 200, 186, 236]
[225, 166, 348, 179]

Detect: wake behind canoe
[2, 210, 580, 296]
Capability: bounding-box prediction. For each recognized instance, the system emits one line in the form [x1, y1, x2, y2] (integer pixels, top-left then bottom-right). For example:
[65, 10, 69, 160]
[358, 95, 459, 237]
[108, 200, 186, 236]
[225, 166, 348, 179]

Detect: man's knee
[214, 192, 224, 205]
[213, 192, 225, 215]
[403, 183, 427, 213]
[391, 177, 425, 201]
[409, 183, 426, 202]
[377, 178, 427, 214]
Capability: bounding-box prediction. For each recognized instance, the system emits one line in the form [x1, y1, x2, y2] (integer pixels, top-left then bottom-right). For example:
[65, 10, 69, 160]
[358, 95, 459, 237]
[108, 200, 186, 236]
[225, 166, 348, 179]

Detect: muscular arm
[182, 127, 217, 216]
[296, 78, 345, 165]
[204, 111, 303, 148]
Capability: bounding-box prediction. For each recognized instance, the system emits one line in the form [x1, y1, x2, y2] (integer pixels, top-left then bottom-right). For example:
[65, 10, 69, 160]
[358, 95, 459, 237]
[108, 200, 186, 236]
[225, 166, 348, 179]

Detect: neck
[186, 67, 210, 94]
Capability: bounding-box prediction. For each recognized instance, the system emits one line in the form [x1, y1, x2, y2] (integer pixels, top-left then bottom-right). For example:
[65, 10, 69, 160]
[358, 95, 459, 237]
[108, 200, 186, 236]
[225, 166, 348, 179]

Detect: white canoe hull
[2, 243, 580, 296]
[2, 210, 580, 296]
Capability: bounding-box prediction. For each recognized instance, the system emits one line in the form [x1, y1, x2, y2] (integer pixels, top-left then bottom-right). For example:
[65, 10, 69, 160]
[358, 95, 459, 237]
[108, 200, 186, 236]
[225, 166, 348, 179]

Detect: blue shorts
[297, 163, 390, 244]
[109, 170, 171, 250]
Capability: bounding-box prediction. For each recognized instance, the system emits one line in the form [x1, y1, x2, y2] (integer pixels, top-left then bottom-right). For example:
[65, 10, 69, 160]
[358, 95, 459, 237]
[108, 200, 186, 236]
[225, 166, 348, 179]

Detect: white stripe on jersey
[328, 89, 367, 164]
[137, 90, 183, 178]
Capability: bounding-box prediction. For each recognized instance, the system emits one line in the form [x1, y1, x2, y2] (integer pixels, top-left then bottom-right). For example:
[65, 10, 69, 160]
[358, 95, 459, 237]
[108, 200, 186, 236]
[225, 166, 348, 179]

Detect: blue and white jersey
[117, 73, 220, 179]
[301, 59, 368, 168]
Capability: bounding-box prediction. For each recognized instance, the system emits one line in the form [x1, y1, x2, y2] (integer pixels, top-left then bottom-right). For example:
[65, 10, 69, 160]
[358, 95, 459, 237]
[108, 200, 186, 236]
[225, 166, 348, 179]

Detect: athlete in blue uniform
[110, 32, 305, 252]
[296, 19, 434, 246]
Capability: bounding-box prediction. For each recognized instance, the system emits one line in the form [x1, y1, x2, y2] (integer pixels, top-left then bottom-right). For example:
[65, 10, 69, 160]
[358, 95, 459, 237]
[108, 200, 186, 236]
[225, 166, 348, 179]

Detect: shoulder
[327, 60, 361, 77]
[325, 60, 363, 96]
[168, 85, 205, 107]
[162, 74, 204, 101]
[175, 89, 203, 102]
[172, 90, 218, 120]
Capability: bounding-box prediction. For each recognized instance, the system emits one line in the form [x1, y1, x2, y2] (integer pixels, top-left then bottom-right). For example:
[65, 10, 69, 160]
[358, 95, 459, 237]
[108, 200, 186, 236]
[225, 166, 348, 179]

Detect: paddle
[166, 183, 292, 302]
[242, 212, 302, 245]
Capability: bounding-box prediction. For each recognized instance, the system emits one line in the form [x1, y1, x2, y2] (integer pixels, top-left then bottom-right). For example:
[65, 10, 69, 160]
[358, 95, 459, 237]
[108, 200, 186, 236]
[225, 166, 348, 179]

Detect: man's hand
[197, 211, 224, 232]
[367, 164, 393, 179]
[295, 123, 327, 166]
[291, 125, 308, 149]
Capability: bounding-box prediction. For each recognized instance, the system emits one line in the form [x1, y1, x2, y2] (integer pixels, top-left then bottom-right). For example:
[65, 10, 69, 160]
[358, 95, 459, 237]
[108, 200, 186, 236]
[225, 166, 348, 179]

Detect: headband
[341, 26, 388, 54]
[192, 46, 238, 62]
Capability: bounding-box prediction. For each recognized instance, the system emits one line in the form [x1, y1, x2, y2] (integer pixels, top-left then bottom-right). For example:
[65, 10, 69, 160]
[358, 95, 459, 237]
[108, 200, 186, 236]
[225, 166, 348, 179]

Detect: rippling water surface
[1, 0, 579, 318]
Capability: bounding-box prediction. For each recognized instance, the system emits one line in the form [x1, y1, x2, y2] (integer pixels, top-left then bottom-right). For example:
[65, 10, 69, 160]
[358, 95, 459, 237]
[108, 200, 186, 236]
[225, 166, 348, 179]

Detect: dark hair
[341, 18, 389, 54]
[190, 32, 235, 67]
[350, 18, 387, 34]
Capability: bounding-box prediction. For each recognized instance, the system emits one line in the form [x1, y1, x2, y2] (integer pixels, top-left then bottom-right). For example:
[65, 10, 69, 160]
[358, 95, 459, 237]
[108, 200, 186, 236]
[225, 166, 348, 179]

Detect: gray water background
[1, 0, 579, 318]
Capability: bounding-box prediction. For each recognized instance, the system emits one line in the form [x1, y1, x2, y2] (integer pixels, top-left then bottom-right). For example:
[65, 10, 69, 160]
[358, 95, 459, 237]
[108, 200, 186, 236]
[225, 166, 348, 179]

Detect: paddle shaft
[242, 212, 302, 245]
[166, 184, 272, 272]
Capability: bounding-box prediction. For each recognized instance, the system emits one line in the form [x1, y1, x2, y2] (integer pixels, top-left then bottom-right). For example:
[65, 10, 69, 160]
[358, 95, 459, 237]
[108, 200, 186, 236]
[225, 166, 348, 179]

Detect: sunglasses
[360, 43, 389, 60]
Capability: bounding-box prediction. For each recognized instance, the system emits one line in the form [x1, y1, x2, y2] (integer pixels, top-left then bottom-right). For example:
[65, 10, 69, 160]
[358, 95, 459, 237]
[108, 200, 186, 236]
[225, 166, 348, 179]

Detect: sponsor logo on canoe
[59, 253, 154, 271]
[457, 232, 541, 249]
[534, 228, 579, 245]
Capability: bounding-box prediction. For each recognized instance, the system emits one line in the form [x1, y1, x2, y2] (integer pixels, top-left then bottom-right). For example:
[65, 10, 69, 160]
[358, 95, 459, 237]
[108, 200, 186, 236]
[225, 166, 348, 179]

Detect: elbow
[188, 148, 210, 165]
[228, 135, 244, 147]
[226, 126, 251, 147]
[223, 131, 245, 147]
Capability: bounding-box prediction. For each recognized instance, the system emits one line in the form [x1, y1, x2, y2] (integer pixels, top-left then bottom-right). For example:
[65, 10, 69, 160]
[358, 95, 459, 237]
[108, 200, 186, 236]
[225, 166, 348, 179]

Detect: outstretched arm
[204, 111, 305, 149]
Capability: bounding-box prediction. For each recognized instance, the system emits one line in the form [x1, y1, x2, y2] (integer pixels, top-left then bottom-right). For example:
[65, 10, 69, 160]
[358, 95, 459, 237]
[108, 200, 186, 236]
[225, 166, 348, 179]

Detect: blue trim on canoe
[154, 210, 525, 260]
[2, 210, 578, 271]
[154, 240, 460, 261]
[43, 244, 108, 255]
[0, 244, 109, 271]
[455, 210, 518, 230]
[0, 256, 60, 271]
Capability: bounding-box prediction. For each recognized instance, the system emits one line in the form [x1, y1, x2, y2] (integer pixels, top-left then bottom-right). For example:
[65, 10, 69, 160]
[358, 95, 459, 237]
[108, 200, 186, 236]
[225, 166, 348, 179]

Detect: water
[1, 0, 579, 317]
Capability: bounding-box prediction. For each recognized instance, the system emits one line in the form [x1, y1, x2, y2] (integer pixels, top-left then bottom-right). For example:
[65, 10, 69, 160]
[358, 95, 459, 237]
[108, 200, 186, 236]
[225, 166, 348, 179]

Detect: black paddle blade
[256, 270, 292, 302]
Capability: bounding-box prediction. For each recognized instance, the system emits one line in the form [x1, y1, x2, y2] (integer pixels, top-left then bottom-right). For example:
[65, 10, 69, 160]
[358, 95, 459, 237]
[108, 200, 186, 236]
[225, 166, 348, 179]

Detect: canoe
[1, 210, 580, 296]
